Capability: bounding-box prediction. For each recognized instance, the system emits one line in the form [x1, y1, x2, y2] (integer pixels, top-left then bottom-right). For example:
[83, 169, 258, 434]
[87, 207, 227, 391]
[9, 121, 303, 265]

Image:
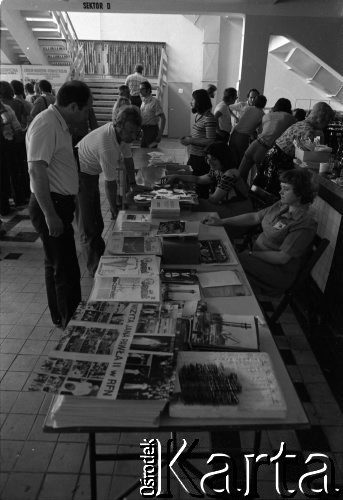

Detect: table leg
[89, 432, 97, 500]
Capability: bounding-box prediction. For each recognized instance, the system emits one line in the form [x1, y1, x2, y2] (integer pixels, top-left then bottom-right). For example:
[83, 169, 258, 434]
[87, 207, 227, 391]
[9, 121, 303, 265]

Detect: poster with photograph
[96, 255, 160, 278]
[89, 276, 160, 303]
[106, 234, 162, 255]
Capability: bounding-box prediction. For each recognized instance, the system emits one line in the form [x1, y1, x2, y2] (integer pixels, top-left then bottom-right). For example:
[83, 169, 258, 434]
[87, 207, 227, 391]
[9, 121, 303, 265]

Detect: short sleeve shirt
[214, 101, 232, 133]
[258, 112, 296, 147]
[208, 168, 249, 201]
[125, 72, 147, 96]
[141, 96, 164, 126]
[77, 122, 132, 181]
[26, 105, 78, 195]
[189, 111, 217, 157]
[275, 120, 315, 157]
[255, 201, 317, 258]
[235, 106, 264, 135]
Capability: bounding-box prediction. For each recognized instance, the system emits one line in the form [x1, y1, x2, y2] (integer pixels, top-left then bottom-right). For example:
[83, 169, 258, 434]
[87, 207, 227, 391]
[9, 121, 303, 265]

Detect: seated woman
[203, 169, 317, 296]
[164, 141, 252, 218]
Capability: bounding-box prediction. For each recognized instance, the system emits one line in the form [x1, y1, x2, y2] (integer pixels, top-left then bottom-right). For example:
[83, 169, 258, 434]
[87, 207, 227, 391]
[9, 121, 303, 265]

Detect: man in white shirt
[27, 81, 92, 329]
[214, 87, 238, 143]
[139, 80, 166, 147]
[229, 88, 260, 124]
[125, 64, 146, 107]
[76, 106, 142, 276]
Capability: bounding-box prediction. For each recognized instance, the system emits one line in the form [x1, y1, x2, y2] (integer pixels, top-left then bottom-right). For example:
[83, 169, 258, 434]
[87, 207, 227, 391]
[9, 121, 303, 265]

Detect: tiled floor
[1, 139, 343, 500]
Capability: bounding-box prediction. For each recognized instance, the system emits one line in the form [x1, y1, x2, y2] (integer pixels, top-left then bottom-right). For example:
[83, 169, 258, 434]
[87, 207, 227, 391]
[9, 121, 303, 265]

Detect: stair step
[38, 39, 67, 47]
[27, 20, 58, 30]
[92, 100, 117, 106]
[34, 31, 61, 39]
[96, 113, 113, 120]
[21, 10, 52, 18]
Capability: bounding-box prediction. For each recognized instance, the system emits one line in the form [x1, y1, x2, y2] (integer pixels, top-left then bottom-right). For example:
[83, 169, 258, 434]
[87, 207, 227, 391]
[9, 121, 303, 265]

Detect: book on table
[199, 239, 238, 266]
[95, 255, 161, 278]
[29, 301, 194, 426]
[150, 198, 180, 220]
[155, 220, 200, 238]
[121, 213, 151, 231]
[189, 302, 259, 352]
[169, 351, 287, 419]
[106, 233, 162, 256]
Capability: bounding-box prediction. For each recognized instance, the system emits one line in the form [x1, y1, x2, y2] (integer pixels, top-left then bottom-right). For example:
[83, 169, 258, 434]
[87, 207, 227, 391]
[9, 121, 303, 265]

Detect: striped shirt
[208, 168, 249, 201]
[189, 111, 217, 157]
[125, 72, 147, 96]
[77, 123, 132, 181]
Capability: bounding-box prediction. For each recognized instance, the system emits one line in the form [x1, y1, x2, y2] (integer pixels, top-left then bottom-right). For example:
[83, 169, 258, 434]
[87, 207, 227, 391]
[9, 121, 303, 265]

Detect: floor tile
[29, 326, 54, 341]
[48, 442, 87, 473]
[73, 474, 112, 500]
[11, 391, 45, 414]
[0, 338, 26, 354]
[38, 473, 78, 500]
[28, 415, 59, 442]
[2, 472, 43, 500]
[6, 325, 35, 340]
[0, 440, 25, 470]
[0, 413, 35, 440]
[0, 353, 16, 370]
[0, 371, 30, 391]
[19, 340, 47, 356]
[9, 354, 39, 372]
[0, 391, 19, 413]
[13, 441, 56, 472]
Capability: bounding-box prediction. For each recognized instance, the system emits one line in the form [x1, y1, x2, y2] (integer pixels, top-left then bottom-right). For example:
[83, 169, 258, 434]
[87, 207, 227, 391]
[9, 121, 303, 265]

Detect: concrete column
[238, 15, 270, 98]
[217, 16, 244, 98]
[1, 6, 48, 65]
[198, 16, 221, 89]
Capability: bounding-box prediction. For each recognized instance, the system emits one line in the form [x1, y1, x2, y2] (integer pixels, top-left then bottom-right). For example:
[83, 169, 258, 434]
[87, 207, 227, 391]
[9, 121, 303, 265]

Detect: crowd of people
[0, 63, 335, 327]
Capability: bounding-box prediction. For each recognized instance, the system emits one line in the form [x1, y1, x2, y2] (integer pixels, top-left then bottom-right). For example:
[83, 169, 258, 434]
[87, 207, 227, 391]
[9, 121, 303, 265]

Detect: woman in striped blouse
[180, 89, 216, 198]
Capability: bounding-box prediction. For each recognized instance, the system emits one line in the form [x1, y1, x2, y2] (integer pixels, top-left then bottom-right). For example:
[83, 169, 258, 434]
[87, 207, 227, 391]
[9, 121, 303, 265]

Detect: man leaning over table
[27, 80, 92, 329]
[76, 105, 142, 277]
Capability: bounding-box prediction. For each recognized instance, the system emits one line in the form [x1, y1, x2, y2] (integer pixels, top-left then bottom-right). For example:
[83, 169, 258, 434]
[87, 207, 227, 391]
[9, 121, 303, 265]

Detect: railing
[156, 46, 167, 102]
[51, 11, 85, 80]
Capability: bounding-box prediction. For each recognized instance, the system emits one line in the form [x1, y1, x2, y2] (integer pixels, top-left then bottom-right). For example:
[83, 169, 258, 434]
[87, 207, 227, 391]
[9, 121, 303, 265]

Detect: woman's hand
[180, 136, 192, 146]
[202, 215, 223, 226]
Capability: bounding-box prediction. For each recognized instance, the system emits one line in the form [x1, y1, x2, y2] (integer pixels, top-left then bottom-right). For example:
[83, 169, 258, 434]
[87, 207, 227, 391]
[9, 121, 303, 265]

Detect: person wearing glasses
[163, 142, 251, 218]
[76, 106, 142, 276]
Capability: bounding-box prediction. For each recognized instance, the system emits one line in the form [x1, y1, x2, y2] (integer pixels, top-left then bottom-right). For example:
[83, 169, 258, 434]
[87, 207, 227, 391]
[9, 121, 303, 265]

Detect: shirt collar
[50, 105, 70, 133]
[279, 202, 309, 220]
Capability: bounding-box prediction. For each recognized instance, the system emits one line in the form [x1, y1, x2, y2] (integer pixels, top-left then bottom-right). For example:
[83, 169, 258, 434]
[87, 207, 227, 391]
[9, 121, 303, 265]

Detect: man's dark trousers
[29, 193, 81, 329]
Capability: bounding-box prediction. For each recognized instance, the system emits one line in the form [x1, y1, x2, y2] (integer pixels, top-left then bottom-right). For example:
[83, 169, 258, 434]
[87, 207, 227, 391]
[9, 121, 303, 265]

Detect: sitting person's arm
[164, 173, 212, 185]
[203, 211, 260, 227]
[208, 185, 227, 204]
[248, 248, 290, 265]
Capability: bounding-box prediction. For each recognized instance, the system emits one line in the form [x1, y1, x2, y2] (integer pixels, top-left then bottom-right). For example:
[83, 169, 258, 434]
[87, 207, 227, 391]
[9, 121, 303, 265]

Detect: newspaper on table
[106, 232, 162, 255]
[28, 301, 194, 401]
[89, 276, 160, 303]
[96, 255, 161, 278]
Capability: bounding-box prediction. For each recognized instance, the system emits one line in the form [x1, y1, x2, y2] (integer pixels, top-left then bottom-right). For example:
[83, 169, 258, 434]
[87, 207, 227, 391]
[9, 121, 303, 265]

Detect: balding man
[253, 102, 334, 196]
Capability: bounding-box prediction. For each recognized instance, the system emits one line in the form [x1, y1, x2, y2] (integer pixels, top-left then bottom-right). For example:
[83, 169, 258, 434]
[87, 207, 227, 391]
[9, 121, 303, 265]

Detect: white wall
[217, 17, 243, 100]
[264, 54, 343, 111]
[69, 13, 204, 88]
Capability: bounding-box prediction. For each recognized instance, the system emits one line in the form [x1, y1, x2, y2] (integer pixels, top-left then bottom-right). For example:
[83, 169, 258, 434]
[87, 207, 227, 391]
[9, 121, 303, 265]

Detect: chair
[270, 235, 329, 323]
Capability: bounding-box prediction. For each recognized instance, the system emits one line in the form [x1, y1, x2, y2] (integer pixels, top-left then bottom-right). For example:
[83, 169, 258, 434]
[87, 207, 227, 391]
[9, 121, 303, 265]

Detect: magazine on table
[96, 255, 161, 278]
[169, 351, 287, 419]
[155, 220, 200, 238]
[106, 233, 162, 255]
[89, 276, 160, 303]
[121, 213, 151, 231]
[189, 302, 259, 352]
[199, 239, 238, 266]
[160, 268, 198, 284]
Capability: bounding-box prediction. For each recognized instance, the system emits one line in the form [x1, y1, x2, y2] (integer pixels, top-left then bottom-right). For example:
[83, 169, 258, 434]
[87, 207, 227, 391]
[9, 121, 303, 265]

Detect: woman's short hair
[205, 142, 231, 171]
[39, 79, 52, 93]
[10, 80, 25, 97]
[116, 105, 142, 127]
[140, 80, 152, 93]
[279, 168, 317, 204]
[273, 98, 292, 114]
[192, 89, 212, 114]
[57, 80, 91, 109]
[0, 81, 14, 100]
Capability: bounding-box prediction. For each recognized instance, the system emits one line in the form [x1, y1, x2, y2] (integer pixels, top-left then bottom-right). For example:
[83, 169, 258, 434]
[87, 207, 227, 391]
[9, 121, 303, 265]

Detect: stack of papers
[122, 214, 151, 231]
[150, 199, 180, 220]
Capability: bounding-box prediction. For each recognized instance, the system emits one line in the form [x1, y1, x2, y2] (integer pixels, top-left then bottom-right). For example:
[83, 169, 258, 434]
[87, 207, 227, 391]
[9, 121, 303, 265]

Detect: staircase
[269, 36, 343, 106]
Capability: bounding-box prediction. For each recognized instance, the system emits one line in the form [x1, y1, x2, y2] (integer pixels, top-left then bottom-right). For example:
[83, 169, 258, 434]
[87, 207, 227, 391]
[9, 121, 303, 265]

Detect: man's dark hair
[57, 80, 91, 109]
[192, 89, 212, 114]
[116, 105, 142, 127]
[11, 80, 25, 97]
[205, 142, 231, 171]
[247, 88, 260, 98]
[39, 79, 52, 93]
[140, 80, 152, 93]
[279, 168, 317, 204]
[0, 81, 14, 100]
[273, 98, 292, 114]
[25, 82, 34, 94]
[254, 95, 267, 109]
[223, 87, 237, 103]
[119, 84, 130, 95]
[135, 64, 143, 74]
[293, 108, 307, 121]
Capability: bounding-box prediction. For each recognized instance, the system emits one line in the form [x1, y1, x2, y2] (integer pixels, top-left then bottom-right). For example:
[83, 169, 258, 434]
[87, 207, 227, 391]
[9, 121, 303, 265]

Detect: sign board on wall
[21, 66, 70, 92]
[0, 65, 22, 83]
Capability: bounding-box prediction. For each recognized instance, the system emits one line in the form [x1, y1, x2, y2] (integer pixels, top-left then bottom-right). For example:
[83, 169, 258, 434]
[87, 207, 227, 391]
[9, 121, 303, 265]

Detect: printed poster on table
[96, 255, 161, 278]
[89, 276, 160, 302]
[28, 302, 176, 400]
